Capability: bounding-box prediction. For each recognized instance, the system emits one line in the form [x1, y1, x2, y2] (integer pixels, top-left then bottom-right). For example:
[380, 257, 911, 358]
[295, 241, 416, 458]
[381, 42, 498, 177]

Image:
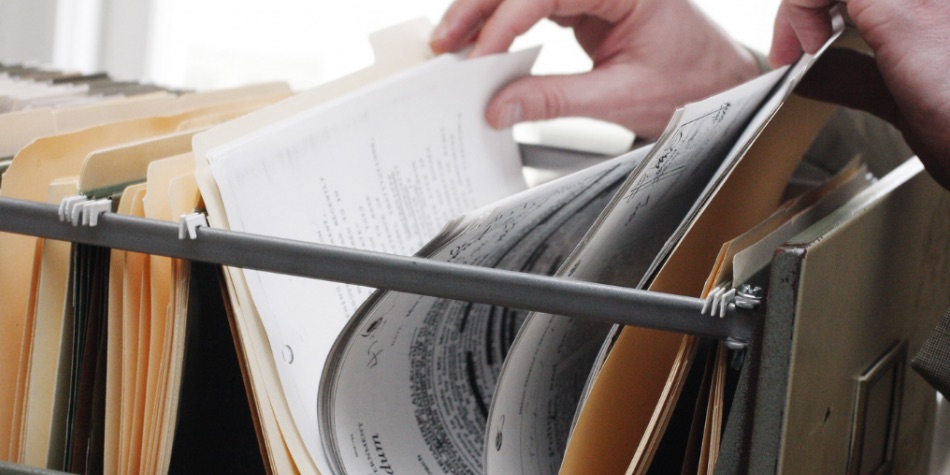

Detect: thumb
[485, 69, 630, 129]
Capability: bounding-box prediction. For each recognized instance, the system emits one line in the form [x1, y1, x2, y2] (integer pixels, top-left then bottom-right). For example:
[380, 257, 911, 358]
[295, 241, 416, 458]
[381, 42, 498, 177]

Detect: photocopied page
[559, 27, 850, 474]
[199, 46, 539, 472]
[484, 65, 788, 475]
[319, 147, 646, 475]
[555, 64, 796, 475]
[640, 23, 846, 286]
[623, 97, 835, 474]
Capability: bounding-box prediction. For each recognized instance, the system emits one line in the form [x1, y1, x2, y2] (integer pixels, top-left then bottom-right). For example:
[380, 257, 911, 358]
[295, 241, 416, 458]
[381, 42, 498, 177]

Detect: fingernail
[495, 103, 522, 128]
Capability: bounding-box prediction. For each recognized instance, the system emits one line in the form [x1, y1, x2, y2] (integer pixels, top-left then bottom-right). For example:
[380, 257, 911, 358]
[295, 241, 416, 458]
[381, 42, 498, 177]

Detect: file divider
[0, 195, 758, 344]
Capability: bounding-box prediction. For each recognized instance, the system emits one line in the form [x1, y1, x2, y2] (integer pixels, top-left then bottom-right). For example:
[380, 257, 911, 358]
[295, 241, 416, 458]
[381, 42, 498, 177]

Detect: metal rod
[0, 197, 757, 343]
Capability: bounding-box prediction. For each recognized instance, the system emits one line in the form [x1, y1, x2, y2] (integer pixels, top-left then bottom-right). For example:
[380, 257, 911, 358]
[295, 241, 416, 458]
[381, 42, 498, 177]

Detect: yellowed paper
[77, 129, 199, 195]
[123, 185, 150, 475]
[701, 157, 866, 297]
[10, 233, 45, 460]
[0, 98, 284, 451]
[153, 170, 201, 475]
[21, 178, 79, 467]
[0, 108, 57, 157]
[140, 153, 194, 475]
[177, 82, 291, 111]
[698, 343, 727, 475]
[53, 92, 178, 135]
[103, 184, 141, 474]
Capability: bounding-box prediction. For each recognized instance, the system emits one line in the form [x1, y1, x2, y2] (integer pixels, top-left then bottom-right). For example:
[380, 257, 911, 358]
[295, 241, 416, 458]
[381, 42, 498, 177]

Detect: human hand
[430, 0, 762, 140]
[770, 0, 950, 189]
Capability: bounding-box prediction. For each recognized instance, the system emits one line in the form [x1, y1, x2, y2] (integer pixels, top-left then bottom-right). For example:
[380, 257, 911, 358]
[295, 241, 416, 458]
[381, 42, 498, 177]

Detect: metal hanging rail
[0, 196, 758, 345]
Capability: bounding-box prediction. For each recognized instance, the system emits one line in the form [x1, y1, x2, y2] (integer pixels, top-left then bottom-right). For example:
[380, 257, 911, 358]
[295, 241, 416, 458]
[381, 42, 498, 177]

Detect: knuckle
[536, 86, 569, 119]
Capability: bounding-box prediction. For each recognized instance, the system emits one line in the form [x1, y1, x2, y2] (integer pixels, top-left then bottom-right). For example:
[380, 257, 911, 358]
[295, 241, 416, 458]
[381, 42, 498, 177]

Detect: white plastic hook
[59, 195, 88, 224]
[81, 199, 112, 227]
[179, 213, 208, 240]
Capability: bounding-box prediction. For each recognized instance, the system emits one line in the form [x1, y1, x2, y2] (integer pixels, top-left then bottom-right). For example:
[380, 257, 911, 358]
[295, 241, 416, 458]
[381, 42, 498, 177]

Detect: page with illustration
[320, 146, 648, 475]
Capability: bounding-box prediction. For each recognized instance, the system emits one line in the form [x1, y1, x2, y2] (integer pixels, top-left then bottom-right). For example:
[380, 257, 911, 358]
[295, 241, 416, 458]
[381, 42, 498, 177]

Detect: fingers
[485, 71, 611, 128]
[433, 0, 637, 57]
[469, 0, 556, 57]
[769, 11, 804, 66]
[430, 0, 505, 54]
[486, 75, 572, 128]
[568, 16, 615, 58]
[473, 0, 639, 57]
[768, 0, 836, 66]
[484, 66, 672, 138]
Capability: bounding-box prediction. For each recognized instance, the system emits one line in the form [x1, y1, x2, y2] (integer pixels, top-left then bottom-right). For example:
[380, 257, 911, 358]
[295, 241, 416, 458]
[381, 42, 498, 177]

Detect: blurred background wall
[0, 0, 781, 92]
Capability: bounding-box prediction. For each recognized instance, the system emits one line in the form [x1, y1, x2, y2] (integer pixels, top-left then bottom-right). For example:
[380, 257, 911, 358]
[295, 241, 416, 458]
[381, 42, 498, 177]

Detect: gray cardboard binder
[718, 158, 950, 474]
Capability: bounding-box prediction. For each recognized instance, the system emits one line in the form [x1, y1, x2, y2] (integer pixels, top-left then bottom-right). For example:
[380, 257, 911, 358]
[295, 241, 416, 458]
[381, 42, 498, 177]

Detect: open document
[194, 34, 538, 471]
[319, 145, 650, 474]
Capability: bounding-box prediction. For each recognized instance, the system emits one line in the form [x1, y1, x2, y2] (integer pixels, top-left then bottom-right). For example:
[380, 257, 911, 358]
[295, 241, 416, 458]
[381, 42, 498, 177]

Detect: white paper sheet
[205, 47, 538, 471]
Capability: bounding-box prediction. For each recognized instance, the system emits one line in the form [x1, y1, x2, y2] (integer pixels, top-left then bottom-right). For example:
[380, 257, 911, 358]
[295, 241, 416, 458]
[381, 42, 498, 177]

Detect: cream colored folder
[121, 184, 150, 475]
[103, 184, 140, 475]
[77, 129, 200, 196]
[0, 82, 292, 158]
[140, 153, 195, 475]
[0, 95, 288, 456]
[8, 227, 44, 460]
[153, 170, 200, 475]
[20, 178, 79, 468]
[0, 108, 57, 157]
